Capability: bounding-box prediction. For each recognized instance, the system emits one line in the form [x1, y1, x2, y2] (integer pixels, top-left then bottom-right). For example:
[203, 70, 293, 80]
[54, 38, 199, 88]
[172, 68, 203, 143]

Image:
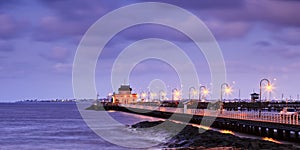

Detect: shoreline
[131, 120, 300, 150]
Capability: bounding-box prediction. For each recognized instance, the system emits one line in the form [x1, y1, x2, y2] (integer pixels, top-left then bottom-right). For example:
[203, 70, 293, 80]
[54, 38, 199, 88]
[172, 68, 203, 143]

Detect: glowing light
[141, 93, 147, 98]
[265, 84, 273, 92]
[262, 137, 281, 144]
[220, 130, 234, 135]
[151, 93, 156, 97]
[203, 89, 209, 96]
[225, 87, 232, 94]
[192, 90, 197, 96]
[174, 91, 180, 97]
[173, 89, 181, 100]
[191, 124, 211, 130]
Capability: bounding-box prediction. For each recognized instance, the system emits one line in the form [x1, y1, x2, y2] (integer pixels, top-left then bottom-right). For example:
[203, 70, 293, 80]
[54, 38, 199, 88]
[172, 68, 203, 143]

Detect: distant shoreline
[0, 101, 76, 104]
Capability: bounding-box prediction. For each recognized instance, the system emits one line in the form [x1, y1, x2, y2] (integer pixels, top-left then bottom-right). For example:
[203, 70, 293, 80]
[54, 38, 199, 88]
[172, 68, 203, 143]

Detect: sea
[0, 102, 166, 150]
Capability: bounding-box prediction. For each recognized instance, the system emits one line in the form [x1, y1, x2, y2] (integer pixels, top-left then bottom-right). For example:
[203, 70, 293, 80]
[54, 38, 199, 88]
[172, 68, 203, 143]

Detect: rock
[131, 121, 164, 128]
[176, 140, 190, 147]
[131, 120, 300, 150]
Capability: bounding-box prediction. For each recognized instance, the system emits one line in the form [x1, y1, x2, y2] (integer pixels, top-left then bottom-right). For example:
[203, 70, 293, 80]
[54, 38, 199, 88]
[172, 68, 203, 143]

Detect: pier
[96, 103, 300, 142]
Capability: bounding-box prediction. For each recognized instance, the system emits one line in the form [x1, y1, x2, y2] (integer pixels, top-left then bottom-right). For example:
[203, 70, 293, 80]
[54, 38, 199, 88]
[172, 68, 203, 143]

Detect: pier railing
[120, 104, 299, 125]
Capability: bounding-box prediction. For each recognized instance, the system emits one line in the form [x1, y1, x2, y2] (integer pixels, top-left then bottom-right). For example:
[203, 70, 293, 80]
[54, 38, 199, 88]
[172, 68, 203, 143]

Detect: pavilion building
[112, 85, 137, 104]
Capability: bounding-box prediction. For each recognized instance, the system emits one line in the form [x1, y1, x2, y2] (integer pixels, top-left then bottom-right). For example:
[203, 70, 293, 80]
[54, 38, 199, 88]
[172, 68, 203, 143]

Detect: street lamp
[259, 78, 272, 117]
[172, 88, 180, 100]
[147, 91, 150, 102]
[199, 85, 208, 101]
[150, 92, 157, 101]
[220, 83, 230, 114]
[189, 87, 196, 101]
[140, 91, 147, 102]
[159, 90, 165, 101]
[259, 78, 272, 102]
[221, 83, 231, 102]
[172, 88, 177, 100]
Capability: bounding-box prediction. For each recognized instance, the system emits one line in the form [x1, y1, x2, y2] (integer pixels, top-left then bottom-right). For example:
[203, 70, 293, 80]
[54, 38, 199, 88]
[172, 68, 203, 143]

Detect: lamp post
[172, 88, 178, 100]
[159, 90, 165, 101]
[140, 91, 146, 102]
[150, 92, 155, 101]
[199, 85, 208, 101]
[189, 87, 196, 101]
[259, 78, 271, 102]
[221, 83, 230, 102]
[220, 83, 231, 114]
[259, 78, 272, 117]
[147, 91, 150, 102]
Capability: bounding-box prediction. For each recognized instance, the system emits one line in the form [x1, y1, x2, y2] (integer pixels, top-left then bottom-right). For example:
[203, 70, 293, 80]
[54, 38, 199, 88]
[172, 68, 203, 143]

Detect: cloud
[53, 63, 72, 73]
[203, 0, 300, 29]
[254, 41, 272, 47]
[273, 28, 300, 45]
[118, 24, 190, 42]
[0, 41, 14, 52]
[39, 0, 112, 20]
[35, 0, 248, 42]
[31, 0, 300, 43]
[0, 61, 31, 79]
[139, 0, 245, 10]
[0, 14, 28, 39]
[280, 49, 300, 59]
[34, 0, 131, 41]
[0, 0, 22, 11]
[205, 20, 252, 40]
[40, 46, 70, 62]
[33, 16, 88, 41]
[255, 46, 300, 59]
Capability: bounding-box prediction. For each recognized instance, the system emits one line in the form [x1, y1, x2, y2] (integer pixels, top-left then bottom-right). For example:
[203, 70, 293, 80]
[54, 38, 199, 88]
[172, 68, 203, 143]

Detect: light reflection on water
[220, 130, 235, 135]
[262, 137, 281, 144]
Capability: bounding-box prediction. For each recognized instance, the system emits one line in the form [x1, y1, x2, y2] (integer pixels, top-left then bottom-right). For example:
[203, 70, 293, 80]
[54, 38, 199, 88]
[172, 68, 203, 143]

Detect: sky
[0, 0, 300, 101]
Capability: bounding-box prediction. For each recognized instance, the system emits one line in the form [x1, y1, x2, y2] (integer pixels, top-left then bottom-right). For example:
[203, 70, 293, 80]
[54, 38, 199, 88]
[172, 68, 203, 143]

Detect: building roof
[251, 93, 259, 95]
[118, 85, 132, 92]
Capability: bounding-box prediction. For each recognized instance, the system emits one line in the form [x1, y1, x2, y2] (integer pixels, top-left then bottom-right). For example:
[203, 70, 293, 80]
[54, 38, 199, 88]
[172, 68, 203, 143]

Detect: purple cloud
[52, 63, 72, 74]
[273, 28, 300, 45]
[254, 41, 272, 47]
[34, 0, 134, 42]
[139, 0, 245, 10]
[40, 46, 70, 62]
[33, 16, 88, 41]
[206, 20, 252, 40]
[34, 0, 248, 42]
[255, 46, 300, 59]
[0, 14, 27, 39]
[39, 0, 111, 20]
[118, 24, 191, 42]
[208, 0, 300, 28]
[0, 41, 14, 52]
